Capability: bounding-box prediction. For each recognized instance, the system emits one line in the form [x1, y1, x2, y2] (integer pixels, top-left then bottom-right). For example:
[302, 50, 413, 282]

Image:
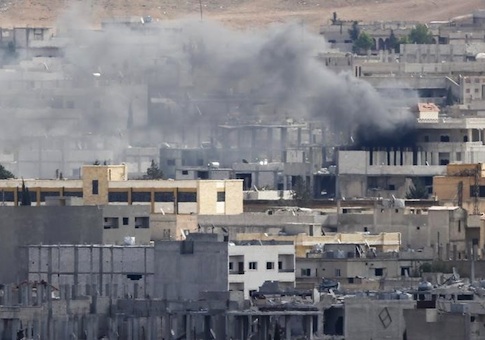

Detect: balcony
[278, 268, 295, 273]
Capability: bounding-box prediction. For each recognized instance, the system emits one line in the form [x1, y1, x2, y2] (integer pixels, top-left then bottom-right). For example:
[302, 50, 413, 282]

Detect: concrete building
[153, 233, 228, 301]
[24, 244, 154, 299]
[228, 241, 296, 299]
[0, 164, 244, 214]
[338, 105, 485, 199]
[434, 163, 485, 213]
[297, 248, 434, 290]
[236, 232, 401, 258]
[0, 203, 156, 283]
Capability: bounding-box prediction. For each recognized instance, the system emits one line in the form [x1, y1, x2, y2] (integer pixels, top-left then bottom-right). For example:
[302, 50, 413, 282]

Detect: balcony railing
[229, 270, 245, 275]
[278, 269, 295, 273]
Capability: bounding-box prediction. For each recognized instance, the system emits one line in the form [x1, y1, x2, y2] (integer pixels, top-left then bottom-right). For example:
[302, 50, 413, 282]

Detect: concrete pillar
[297, 128, 302, 146]
[389, 149, 395, 166]
[11, 319, 20, 340]
[306, 315, 314, 340]
[285, 315, 291, 340]
[317, 312, 324, 337]
[417, 150, 422, 165]
[468, 129, 473, 142]
[281, 127, 288, 150]
[267, 128, 274, 162]
[185, 314, 192, 340]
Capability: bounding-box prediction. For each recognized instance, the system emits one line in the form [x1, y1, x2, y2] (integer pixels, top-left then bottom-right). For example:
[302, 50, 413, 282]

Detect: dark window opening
[63, 191, 82, 198]
[154, 192, 174, 202]
[301, 268, 311, 276]
[126, 274, 143, 281]
[123, 217, 129, 225]
[92, 180, 99, 195]
[249, 262, 257, 270]
[197, 171, 209, 179]
[0, 191, 14, 202]
[236, 173, 252, 191]
[266, 262, 274, 270]
[182, 170, 189, 175]
[375, 268, 384, 276]
[424, 135, 429, 142]
[470, 186, 485, 197]
[217, 192, 225, 202]
[440, 135, 450, 142]
[178, 192, 197, 202]
[109, 191, 128, 202]
[135, 216, 149, 229]
[103, 217, 119, 229]
[132, 191, 151, 202]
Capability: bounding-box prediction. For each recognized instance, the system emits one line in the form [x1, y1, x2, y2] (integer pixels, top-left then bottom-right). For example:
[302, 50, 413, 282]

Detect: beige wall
[150, 214, 198, 241]
[225, 180, 243, 215]
[197, 181, 218, 215]
[82, 166, 110, 205]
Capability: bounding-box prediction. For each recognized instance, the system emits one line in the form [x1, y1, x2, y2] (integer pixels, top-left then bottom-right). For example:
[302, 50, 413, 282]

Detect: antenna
[199, 0, 203, 21]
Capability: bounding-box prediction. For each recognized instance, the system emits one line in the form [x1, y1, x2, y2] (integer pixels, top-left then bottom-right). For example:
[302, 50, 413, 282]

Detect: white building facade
[228, 241, 295, 299]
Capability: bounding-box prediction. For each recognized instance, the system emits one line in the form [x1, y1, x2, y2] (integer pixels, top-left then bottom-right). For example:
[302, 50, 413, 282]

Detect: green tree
[20, 179, 31, 206]
[409, 24, 434, 44]
[144, 160, 164, 179]
[353, 31, 374, 54]
[0, 164, 14, 179]
[348, 21, 360, 41]
[406, 178, 429, 199]
[388, 30, 399, 51]
[291, 176, 312, 205]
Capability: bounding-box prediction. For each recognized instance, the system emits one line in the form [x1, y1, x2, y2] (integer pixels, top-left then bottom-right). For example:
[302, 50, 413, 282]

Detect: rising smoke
[0, 8, 418, 174]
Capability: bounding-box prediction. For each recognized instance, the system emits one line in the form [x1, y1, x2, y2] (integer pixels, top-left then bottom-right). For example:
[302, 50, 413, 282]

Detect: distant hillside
[0, 0, 483, 30]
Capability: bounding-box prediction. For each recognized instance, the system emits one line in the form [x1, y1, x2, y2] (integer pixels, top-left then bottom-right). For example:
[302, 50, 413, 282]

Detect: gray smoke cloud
[0, 9, 417, 176]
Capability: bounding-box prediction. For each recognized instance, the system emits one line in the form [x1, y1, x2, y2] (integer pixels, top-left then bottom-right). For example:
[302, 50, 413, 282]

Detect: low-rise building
[0, 164, 243, 215]
[228, 240, 295, 299]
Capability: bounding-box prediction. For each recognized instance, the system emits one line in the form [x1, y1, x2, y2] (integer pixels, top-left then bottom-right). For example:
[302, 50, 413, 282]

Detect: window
[217, 192, 226, 202]
[92, 180, 99, 195]
[466, 89, 471, 93]
[135, 217, 149, 229]
[229, 262, 233, 270]
[470, 186, 485, 197]
[440, 135, 450, 142]
[166, 159, 176, 166]
[266, 262, 274, 270]
[103, 217, 119, 229]
[40, 191, 59, 202]
[154, 192, 174, 202]
[278, 261, 283, 270]
[301, 268, 311, 276]
[0, 191, 14, 202]
[63, 191, 82, 198]
[132, 191, 150, 202]
[123, 217, 129, 225]
[108, 191, 128, 202]
[456, 152, 462, 162]
[458, 220, 461, 233]
[335, 269, 341, 277]
[464, 135, 469, 142]
[424, 135, 429, 142]
[178, 192, 197, 202]
[182, 170, 189, 175]
[249, 262, 258, 270]
[375, 268, 384, 276]
[476, 88, 480, 93]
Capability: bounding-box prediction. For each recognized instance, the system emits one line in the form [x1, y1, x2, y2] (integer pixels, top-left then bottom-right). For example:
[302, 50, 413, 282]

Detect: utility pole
[199, 0, 203, 21]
